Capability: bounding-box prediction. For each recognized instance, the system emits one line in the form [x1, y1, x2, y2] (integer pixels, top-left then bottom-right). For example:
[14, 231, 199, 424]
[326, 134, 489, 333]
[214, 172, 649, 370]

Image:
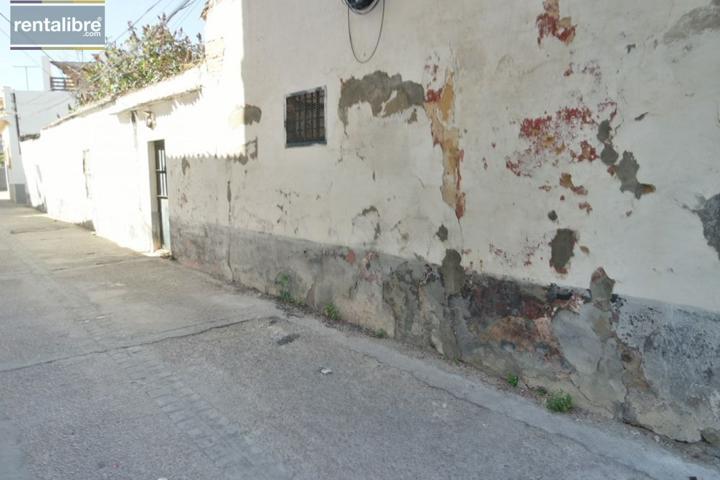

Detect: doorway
[153, 140, 171, 251]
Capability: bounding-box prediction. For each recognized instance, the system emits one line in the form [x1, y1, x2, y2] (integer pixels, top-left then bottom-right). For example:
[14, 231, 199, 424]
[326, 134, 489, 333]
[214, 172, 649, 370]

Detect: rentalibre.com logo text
[13, 17, 103, 38]
[10, 0, 106, 51]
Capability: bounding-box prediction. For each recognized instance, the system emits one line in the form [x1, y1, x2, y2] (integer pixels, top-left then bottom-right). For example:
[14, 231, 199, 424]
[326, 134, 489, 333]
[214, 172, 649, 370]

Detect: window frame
[284, 86, 327, 148]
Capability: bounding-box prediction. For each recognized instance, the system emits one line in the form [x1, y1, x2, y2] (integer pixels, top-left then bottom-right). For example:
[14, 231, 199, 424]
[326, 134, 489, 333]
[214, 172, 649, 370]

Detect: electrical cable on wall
[345, 0, 385, 64]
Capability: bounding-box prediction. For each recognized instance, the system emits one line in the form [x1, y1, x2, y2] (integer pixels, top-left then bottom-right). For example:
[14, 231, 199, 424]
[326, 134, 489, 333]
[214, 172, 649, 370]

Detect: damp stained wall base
[172, 220, 720, 444]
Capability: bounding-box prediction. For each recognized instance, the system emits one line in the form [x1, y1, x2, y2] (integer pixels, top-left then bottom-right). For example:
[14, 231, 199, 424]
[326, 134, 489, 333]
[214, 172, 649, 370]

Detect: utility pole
[13, 65, 39, 90]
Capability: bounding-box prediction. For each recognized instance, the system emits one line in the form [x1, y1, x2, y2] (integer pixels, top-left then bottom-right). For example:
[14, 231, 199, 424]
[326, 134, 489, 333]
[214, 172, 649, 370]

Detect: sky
[0, 0, 205, 91]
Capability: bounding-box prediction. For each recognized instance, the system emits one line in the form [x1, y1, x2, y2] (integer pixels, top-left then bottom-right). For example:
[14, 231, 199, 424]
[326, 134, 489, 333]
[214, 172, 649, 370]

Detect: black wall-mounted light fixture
[344, 0, 381, 14]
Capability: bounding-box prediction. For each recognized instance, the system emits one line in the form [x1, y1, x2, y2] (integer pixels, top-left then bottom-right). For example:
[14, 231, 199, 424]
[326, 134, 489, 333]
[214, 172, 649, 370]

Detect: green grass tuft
[323, 303, 340, 322]
[546, 391, 573, 413]
[275, 274, 293, 304]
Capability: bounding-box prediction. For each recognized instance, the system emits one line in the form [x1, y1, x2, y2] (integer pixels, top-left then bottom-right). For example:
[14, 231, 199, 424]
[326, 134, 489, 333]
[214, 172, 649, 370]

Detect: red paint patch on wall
[425, 88, 443, 103]
[572, 140, 598, 162]
[579, 202, 593, 215]
[537, 0, 577, 46]
[507, 106, 597, 177]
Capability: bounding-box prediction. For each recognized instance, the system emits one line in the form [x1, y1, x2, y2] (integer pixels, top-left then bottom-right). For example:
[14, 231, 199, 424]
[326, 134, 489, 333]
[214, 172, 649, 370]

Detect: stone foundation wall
[172, 221, 720, 443]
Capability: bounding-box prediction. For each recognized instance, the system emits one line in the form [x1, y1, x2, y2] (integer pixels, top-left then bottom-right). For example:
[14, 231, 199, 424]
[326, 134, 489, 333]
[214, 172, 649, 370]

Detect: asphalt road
[0, 200, 717, 480]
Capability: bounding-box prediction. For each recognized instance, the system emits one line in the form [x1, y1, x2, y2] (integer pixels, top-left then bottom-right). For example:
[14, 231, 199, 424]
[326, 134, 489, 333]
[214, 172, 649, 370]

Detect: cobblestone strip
[106, 345, 291, 479]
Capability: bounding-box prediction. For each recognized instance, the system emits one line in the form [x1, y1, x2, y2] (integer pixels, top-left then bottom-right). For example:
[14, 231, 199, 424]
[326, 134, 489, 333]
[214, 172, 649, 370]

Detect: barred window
[285, 87, 326, 147]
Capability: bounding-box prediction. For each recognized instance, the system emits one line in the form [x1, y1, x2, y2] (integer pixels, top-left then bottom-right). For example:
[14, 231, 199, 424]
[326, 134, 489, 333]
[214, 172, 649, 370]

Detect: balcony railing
[50, 77, 77, 92]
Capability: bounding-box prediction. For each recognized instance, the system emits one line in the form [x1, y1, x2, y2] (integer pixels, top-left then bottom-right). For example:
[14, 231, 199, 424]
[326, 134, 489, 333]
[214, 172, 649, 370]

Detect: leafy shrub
[79, 16, 204, 105]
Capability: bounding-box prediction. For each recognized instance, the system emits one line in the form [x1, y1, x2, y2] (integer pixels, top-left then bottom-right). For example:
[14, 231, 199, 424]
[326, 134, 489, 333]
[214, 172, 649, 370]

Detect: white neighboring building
[0, 81, 75, 203]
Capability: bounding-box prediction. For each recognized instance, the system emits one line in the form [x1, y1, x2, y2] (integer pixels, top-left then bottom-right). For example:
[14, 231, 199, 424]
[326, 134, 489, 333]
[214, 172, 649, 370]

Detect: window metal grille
[285, 87, 326, 147]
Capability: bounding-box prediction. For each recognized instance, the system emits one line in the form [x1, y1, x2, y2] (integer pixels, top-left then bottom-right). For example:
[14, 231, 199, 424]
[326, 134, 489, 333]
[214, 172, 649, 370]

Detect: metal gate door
[154, 141, 171, 250]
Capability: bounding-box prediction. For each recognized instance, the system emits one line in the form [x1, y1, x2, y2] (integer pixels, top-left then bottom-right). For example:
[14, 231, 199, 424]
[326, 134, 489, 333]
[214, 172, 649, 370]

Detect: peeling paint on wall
[338, 67, 466, 220]
[536, 0, 577, 46]
[559, 173, 588, 196]
[578, 202, 593, 215]
[228, 105, 263, 128]
[440, 249, 465, 296]
[407, 109, 418, 124]
[338, 71, 425, 128]
[507, 106, 598, 177]
[598, 120, 620, 165]
[613, 152, 657, 199]
[229, 138, 258, 165]
[360, 206, 379, 216]
[694, 194, 720, 259]
[243, 105, 262, 125]
[436, 224, 449, 242]
[424, 71, 466, 220]
[573, 140, 598, 162]
[598, 118, 656, 199]
[549, 228, 576, 274]
[352, 206, 382, 244]
[510, 101, 656, 200]
[664, 0, 720, 43]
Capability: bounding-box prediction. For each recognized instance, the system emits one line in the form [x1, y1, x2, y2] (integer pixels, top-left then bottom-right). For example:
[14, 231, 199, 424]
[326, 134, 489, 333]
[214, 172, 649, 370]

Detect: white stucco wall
[21, 68, 203, 252]
[20, 0, 720, 313]
[193, 0, 720, 312]
[1, 87, 74, 193]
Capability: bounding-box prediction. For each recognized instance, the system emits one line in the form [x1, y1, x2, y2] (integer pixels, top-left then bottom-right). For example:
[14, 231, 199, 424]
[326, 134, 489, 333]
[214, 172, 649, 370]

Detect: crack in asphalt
[0, 316, 276, 376]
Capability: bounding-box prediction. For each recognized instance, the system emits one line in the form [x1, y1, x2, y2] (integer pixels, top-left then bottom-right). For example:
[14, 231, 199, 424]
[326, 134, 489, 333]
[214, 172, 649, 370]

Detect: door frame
[148, 139, 170, 251]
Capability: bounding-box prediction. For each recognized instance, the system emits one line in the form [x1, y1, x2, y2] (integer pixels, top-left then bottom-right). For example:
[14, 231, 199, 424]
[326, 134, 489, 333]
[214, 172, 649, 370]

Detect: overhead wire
[111, 0, 168, 43]
[170, 0, 201, 33]
[166, 0, 195, 23]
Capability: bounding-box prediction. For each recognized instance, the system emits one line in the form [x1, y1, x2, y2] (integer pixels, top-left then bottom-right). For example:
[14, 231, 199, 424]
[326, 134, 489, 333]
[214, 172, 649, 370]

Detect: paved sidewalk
[0, 200, 717, 480]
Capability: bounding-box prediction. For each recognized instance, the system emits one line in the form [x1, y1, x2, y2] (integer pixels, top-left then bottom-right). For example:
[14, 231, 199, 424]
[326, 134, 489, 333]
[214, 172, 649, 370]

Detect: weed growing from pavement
[546, 391, 573, 413]
[507, 373, 519, 388]
[374, 329, 389, 339]
[324, 303, 341, 322]
[275, 273, 294, 303]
